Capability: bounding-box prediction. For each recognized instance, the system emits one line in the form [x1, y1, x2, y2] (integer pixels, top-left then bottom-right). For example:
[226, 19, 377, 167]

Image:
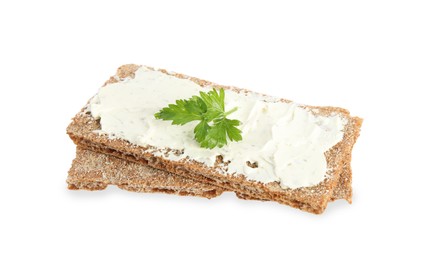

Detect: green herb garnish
[154, 88, 242, 149]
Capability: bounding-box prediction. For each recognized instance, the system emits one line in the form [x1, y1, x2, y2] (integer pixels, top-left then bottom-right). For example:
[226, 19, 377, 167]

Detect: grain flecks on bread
[69, 147, 353, 203]
[68, 147, 225, 199]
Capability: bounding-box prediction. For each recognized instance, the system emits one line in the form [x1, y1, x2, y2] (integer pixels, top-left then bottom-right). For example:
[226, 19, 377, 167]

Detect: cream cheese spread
[90, 67, 347, 189]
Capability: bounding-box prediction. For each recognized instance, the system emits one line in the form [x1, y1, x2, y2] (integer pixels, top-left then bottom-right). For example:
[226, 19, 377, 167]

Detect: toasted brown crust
[68, 147, 224, 199]
[67, 64, 362, 214]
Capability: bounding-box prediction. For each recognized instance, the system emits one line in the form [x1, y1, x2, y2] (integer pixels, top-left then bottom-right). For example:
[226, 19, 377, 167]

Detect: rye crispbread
[69, 147, 352, 202]
[67, 64, 362, 214]
[68, 147, 224, 198]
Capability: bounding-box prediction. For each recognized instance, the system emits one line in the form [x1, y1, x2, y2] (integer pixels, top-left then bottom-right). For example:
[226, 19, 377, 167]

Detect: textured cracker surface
[67, 64, 362, 214]
[68, 148, 224, 199]
[69, 147, 351, 202]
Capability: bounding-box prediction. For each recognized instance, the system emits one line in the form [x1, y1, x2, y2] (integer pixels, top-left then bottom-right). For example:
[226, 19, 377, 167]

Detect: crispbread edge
[68, 146, 354, 202]
[68, 147, 224, 199]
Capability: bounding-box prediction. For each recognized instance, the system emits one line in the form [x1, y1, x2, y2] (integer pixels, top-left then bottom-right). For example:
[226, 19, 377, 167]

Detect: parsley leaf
[194, 120, 210, 143]
[154, 97, 205, 125]
[201, 118, 242, 149]
[154, 88, 242, 149]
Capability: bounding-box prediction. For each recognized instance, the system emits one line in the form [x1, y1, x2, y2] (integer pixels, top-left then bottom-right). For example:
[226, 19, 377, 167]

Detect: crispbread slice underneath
[67, 64, 362, 214]
[69, 147, 352, 202]
[68, 147, 224, 199]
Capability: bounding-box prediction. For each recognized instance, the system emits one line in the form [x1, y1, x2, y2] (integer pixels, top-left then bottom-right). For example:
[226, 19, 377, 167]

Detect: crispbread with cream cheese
[67, 64, 362, 214]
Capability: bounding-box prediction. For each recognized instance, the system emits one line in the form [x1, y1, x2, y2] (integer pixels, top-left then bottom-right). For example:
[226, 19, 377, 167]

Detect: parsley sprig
[154, 88, 242, 149]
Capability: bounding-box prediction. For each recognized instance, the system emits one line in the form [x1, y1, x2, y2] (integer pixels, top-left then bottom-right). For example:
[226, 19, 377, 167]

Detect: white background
[1, 1, 432, 259]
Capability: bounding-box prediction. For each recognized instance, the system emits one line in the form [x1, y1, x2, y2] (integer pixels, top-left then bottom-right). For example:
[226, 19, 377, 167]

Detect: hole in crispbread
[216, 155, 224, 164]
[246, 161, 258, 168]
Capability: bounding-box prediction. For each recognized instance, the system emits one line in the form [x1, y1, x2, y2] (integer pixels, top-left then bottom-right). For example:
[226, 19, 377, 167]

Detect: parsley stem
[224, 107, 238, 116]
